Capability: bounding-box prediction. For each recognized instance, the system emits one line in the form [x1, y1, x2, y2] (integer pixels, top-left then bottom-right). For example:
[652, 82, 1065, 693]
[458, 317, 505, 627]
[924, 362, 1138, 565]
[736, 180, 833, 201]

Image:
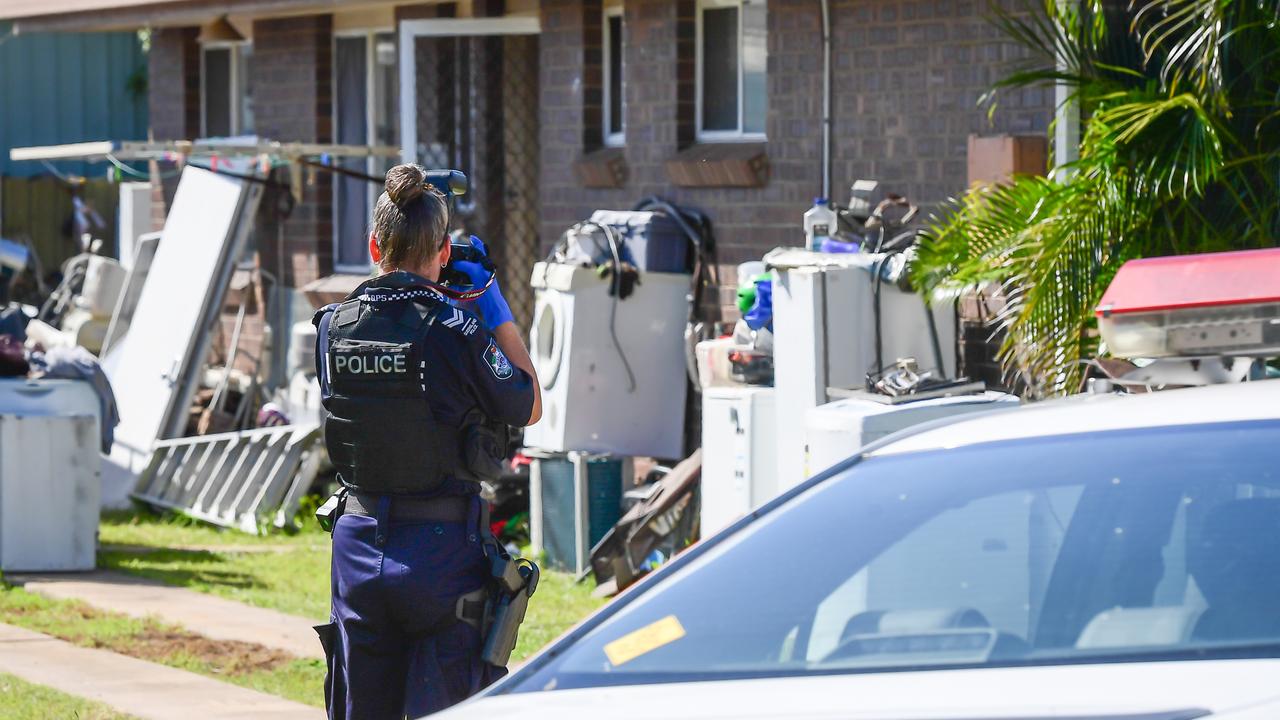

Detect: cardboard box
[967, 135, 1048, 187]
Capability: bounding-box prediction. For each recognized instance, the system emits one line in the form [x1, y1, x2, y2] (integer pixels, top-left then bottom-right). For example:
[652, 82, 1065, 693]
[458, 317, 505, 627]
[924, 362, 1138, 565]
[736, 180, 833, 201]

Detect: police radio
[423, 170, 497, 302]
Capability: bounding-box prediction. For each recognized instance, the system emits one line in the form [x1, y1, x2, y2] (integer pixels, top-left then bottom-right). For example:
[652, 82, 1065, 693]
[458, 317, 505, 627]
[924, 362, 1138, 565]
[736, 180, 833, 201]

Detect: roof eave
[7, 0, 392, 32]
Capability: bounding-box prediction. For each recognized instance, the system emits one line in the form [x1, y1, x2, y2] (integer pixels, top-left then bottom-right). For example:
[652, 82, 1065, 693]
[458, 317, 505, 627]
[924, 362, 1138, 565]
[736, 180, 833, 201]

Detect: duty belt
[343, 492, 470, 523]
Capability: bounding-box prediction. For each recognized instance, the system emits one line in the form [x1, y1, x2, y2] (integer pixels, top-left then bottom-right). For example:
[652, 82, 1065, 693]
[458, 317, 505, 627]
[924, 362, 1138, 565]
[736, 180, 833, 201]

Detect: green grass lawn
[97, 510, 607, 662]
[0, 584, 325, 707]
[0, 673, 136, 720]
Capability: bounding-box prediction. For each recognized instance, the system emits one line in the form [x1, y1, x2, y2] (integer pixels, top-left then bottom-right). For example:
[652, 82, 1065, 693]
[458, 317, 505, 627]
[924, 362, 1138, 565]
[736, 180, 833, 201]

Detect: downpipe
[820, 0, 832, 199]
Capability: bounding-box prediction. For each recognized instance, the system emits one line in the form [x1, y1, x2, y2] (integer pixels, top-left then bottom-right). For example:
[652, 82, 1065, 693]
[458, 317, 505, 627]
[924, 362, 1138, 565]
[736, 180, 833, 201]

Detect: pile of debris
[0, 146, 367, 534]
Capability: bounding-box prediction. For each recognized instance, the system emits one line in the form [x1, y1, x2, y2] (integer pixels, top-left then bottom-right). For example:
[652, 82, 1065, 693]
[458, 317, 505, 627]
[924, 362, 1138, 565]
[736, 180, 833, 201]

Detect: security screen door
[398, 17, 541, 329]
[334, 32, 399, 272]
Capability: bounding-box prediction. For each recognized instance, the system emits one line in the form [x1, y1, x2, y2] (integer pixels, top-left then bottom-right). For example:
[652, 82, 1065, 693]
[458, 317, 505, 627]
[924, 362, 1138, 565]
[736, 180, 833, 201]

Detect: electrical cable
[185, 162, 292, 191]
[871, 225, 886, 377]
[39, 161, 79, 185]
[599, 222, 637, 393]
[297, 157, 385, 184]
[565, 221, 637, 393]
[630, 197, 719, 391]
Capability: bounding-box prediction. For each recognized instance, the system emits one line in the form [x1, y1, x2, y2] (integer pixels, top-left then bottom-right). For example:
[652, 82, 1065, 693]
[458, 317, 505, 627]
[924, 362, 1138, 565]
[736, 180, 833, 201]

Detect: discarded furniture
[589, 449, 701, 594]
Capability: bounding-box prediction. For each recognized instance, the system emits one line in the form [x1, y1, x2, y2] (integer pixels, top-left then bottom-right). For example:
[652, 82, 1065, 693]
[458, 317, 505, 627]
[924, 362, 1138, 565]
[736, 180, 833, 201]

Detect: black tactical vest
[321, 294, 461, 495]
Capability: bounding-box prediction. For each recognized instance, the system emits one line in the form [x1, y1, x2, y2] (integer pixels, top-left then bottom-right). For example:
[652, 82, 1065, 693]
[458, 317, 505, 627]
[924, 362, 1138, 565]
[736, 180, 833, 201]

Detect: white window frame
[398, 16, 541, 164]
[332, 28, 396, 273]
[199, 41, 252, 138]
[695, 0, 767, 143]
[603, 6, 625, 147]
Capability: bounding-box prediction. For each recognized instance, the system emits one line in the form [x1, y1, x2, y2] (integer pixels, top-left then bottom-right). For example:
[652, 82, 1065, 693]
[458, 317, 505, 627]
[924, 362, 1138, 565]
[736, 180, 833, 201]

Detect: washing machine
[523, 261, 691, 459]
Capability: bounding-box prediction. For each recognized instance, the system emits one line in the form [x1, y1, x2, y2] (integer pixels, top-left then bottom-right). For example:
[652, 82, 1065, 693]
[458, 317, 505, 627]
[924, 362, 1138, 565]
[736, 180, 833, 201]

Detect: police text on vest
[334, 353, 408, 375]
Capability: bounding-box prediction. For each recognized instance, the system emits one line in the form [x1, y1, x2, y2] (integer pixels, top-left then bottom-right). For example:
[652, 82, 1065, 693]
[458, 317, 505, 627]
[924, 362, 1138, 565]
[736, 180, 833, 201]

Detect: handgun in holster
[315, 487, 348, 533]
[480, 553, 540, 667]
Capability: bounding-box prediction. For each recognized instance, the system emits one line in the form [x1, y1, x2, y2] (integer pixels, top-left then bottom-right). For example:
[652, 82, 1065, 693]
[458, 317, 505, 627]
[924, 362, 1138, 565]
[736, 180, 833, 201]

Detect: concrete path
[10, 570, 323, 659]
[0, 623, 322, 720]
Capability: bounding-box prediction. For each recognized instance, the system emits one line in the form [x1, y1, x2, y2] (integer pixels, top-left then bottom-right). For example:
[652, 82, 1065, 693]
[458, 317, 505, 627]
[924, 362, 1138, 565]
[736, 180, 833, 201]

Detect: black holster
[480, 553, 540, 666]
[316, 487, 348, 533]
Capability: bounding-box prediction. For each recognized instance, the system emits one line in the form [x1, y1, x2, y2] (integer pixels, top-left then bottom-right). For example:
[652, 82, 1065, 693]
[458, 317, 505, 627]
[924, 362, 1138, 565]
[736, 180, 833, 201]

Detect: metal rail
[132, 423, 323, 534]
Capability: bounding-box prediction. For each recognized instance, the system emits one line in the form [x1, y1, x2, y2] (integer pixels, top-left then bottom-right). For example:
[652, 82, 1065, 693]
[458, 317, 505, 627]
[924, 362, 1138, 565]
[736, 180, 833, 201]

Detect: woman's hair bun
[384, 164, 426, 207]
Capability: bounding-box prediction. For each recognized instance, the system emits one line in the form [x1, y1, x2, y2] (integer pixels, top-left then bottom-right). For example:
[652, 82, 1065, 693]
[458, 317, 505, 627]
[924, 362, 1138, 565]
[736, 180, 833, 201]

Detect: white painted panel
[116, 181, 152, 269]
[0, 414, 99, 571]
[101, 167, 254, 490]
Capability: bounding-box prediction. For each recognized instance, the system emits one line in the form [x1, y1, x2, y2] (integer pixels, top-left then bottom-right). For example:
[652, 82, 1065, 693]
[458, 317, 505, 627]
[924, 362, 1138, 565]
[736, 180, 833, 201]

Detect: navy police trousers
[317, 499, 504, 719]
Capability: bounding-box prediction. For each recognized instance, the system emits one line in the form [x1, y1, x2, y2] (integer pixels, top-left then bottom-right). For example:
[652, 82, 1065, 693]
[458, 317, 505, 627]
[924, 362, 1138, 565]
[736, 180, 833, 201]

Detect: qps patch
[483, 339, 514, 380]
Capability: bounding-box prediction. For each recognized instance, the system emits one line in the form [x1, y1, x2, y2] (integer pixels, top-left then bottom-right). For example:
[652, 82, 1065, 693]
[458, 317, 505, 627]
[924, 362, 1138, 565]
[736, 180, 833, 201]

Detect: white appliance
[116, 181, 153, 270]
[701, 386, 777, 537]
[0, 379, 101, 571]
[805, 391, 1020, 478]
[770, 250, 957, 491]
[524, 262, 691, 459]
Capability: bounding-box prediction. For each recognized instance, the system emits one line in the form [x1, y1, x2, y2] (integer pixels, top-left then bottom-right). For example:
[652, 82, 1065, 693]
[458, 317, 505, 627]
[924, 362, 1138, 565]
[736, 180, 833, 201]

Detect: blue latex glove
[454, 235, 514, 330]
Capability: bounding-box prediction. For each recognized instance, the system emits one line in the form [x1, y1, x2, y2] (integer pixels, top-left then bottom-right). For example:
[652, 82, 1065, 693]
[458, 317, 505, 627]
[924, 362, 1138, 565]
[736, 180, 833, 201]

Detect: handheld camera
[422, 170, 497, 300]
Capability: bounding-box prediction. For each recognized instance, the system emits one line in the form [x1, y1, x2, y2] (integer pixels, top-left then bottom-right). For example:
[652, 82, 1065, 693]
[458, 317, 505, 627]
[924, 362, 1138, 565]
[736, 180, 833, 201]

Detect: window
[201, 43, 254, 137]
[697, 0, 766, 141]
[603, 7, 625, 146]
[333, 31, 400, 271]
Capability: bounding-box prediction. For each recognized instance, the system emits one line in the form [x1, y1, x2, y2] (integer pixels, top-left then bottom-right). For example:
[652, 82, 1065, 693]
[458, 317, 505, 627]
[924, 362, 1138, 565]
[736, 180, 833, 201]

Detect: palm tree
[915, 0, 1280, 396]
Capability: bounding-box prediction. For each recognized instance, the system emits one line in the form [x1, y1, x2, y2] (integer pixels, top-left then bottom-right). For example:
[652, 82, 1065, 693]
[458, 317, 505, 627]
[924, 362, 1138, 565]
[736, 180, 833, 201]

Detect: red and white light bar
[1096, 247, 1280, 359]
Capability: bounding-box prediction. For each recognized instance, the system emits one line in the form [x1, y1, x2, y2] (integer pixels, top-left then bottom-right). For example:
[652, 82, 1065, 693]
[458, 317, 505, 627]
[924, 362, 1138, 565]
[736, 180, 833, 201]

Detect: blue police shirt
[317, 270, 535, 438]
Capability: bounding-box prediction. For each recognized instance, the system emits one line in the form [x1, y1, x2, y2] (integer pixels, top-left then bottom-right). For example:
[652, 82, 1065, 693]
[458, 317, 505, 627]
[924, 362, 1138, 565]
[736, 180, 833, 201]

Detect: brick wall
[148, 27, 200, 142]
[147, 26, 199, 231]
[251, 14, 334, 289]
[538, 0, 1053, 319]
[145, 15, 336, 385]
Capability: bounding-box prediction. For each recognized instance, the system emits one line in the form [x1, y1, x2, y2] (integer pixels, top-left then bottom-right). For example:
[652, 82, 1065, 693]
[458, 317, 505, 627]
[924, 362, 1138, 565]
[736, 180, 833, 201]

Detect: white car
[440, 380, 1280, 719]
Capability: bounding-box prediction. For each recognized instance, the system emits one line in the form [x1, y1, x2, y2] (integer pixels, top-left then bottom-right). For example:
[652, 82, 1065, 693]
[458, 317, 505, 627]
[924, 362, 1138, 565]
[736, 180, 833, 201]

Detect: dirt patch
[0, 588, 293, 676]
[94, 628, 293, 675]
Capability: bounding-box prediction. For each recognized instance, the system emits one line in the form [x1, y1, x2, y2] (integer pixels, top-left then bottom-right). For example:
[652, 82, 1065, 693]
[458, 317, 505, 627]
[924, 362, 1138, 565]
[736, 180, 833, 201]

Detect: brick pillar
[251, 14, 334, 288]
[538, 0, 593, 248]
[624, 0, 689, 192]
[147, 27, 200, 231]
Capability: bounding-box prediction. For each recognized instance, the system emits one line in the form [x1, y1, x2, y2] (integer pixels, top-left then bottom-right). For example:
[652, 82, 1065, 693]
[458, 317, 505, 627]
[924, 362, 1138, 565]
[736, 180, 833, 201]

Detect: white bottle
[804, 198, 837, 251]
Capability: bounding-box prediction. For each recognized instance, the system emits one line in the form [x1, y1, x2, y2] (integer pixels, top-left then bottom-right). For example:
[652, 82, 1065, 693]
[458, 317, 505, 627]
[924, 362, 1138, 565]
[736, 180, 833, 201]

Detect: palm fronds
[915, 0, 1280, 395]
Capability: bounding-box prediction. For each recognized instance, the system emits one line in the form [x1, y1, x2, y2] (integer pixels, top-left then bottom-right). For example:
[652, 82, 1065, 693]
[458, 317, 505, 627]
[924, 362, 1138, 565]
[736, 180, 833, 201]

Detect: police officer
[313, 163, 541, 719]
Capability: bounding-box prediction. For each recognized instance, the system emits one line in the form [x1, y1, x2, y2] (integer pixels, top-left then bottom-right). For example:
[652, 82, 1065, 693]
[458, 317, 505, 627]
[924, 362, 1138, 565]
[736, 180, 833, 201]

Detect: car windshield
[508, 420, 1280, 693]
